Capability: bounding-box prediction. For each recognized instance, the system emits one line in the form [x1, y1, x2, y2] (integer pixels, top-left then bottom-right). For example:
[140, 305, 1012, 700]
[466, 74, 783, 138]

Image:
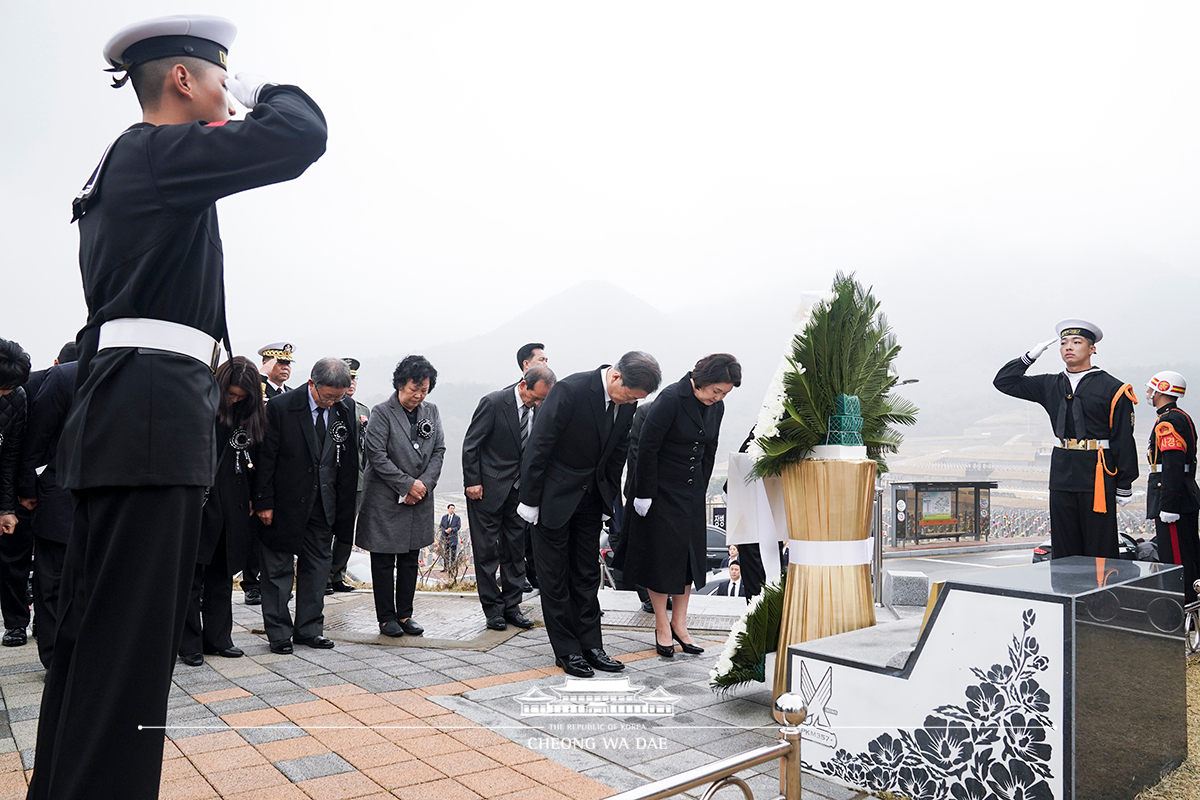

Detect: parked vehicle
[1031, 530, 1144, 563]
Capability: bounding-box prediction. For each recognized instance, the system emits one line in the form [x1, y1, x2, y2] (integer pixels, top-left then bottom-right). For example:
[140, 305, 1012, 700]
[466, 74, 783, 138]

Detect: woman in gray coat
[356, 355, 445, 637]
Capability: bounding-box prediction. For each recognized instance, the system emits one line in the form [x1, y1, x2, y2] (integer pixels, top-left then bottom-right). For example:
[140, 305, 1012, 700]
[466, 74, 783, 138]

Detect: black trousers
[180, 527, 235, 655]
[260, 506, 333, 644]
[532, 490, 604, 658]
[440, 533, 459, 565]
[467, 487, 527, 619]
[1049, 490, 1119, 559]
[1154, 512, 1200, 604]
[0, 508, 33, 630]
[370, 550, 420, 622]
[28, 486, 203, 800]
[328, 490, 361, 585]
[241, 516, 263, 592]
[32, 535, 68, 670]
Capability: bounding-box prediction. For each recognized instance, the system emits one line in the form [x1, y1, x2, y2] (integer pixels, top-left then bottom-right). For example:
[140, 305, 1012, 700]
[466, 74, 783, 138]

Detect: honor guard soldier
[259, 341, 295, 399]
[1145, 371, 1200, 603]
[31, 15, 327, 799]
[994, 319, 1139, 559]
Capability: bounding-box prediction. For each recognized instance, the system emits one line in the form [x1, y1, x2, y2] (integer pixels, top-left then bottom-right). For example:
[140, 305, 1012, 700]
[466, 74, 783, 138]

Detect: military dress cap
[1148, 370, 1187, 398]
[1055, 318, 1103, 344]
[342, 358, 361, 376]
[103, 15, 237, 87]
[258, 342, 295, 362]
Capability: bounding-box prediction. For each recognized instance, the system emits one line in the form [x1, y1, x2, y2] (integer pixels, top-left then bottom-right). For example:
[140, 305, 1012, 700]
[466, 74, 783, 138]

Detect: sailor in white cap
[258, 341, 296, 399]
[31, 15, 327, 799]
[1145, 370, 1200, 603]
[994, 319, 1139, 559]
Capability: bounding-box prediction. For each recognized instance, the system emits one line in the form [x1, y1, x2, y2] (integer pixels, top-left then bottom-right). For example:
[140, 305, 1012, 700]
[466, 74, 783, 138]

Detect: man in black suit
[711, 562, 749, 600]
[255, 358, 358, 653]
[0, 340, 31, 645]
[518, 352, 661, 677]
[463, 365, 556, 631]
[438, 504, 462, 567]
[516, 343, 549, 591]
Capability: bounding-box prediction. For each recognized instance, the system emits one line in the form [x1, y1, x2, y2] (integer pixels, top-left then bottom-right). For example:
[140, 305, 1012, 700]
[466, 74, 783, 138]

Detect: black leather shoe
[398, 618, 424, 636]
[331, 580, 356, 593]
[640, 600, 654, 614]
[324, 582, 335, 596]
[583, 648, 625, 672]
[380, 620, 404, 637]
[505, 612, 535, 629]
[203, 645, 244, 658]
[180, 652, 204, 667]
[486, 616, 507, 631]
[2, 628, 27, 647]
[521, 581, 534, 593]
[243, 588, 262, 606]
[655, 639, 675, 658]
[671, 629, 704, 655]
[294, 635, 335, 649]
[269, 640, 293, 654]
[555, 654, 594, 678]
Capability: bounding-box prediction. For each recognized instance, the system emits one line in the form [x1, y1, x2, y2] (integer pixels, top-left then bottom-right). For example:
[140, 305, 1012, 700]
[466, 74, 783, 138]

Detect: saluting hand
[1026, 338, 1060, 361]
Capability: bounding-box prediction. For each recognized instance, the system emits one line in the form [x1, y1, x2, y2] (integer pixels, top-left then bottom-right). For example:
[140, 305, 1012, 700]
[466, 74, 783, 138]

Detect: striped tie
[514, 404, 531, 491]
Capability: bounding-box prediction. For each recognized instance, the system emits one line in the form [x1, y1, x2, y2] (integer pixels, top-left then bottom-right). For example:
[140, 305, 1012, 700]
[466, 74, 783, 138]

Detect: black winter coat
[199, 424, 258, 568]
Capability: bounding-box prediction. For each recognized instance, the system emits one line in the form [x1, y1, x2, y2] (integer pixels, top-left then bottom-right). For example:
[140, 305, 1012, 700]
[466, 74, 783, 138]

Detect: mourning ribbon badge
[330, 420, 349, 466]
[412, 417, 434, 450]
[230, 427, 253, 473]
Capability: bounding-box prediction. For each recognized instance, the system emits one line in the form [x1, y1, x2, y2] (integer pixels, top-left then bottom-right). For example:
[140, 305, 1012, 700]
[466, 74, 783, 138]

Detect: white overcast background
[3, 2, 1199, 440]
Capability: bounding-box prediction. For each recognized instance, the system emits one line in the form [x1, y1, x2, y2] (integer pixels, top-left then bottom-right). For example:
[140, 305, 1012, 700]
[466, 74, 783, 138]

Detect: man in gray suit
[463, 365, 556, 631]
[255, 358, 359, 653]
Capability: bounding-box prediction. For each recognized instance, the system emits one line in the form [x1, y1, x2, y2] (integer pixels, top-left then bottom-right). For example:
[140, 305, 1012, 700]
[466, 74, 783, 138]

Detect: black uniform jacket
[1147, 401, 1200, 517]
[994, 357, 1138, 494]
[519, 367, 636, 530]
[462, 383, 524, 515]
[199, 424, 258, 568]
[0, 387, 26, 515]
[59, 86, 327, 490]
[16, 363, 77, 543]
[254, 389, 358, 552]
[622, 374, 722, 593]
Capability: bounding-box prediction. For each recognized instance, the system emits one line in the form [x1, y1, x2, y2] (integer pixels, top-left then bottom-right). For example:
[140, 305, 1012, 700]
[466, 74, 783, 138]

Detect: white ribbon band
[787, 536, 875, 567]
[98, 318, 221, 370]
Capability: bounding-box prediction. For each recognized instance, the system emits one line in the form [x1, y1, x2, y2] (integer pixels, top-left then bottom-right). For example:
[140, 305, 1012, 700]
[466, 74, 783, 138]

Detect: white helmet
[1147, 370, 1186, 398]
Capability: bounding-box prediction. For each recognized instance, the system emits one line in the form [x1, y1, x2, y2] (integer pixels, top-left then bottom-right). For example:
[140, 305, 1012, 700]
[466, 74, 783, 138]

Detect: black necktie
[315, 408, 326, 448]
[519, 404, 530, 451]
[602, 400, 614, 440]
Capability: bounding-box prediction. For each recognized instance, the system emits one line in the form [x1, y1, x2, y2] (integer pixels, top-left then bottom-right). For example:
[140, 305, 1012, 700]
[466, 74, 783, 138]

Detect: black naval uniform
[995, 357, 1139, 558]
[1147, 400, 1200, 604]
[30, 87, 326, 800]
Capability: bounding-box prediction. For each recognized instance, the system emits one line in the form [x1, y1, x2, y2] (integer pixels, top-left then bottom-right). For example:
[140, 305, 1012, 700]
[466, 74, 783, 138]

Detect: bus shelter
[889, 480, 997, 546]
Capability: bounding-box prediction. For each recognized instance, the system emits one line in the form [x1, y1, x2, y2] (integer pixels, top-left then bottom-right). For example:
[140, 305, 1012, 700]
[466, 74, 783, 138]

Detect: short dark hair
[56, 342, 78, 364]
[0, 338, 32, 390]
[521, 365, 556, 391]
[393, 355, 438, 392]
[614, 351, 661, 393]
[692, 353, 742, 388]
[130, 56, 220, 111]
[311, 357, 352, 390]
[447, 504, 455, 510]
[516, 342, 544, 369]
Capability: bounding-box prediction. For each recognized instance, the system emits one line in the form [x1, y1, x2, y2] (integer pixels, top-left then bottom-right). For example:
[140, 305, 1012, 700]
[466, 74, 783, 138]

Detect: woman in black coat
[179, 357, 265, 666]
[624, 353, 741, 657]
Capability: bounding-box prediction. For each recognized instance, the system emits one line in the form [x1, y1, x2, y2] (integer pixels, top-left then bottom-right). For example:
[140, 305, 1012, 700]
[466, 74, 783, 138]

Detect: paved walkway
[0, 588, 867, 800]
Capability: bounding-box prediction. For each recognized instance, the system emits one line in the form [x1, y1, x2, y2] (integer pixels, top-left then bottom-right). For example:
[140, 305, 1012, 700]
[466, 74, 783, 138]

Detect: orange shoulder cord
[1094, 384, 1139, 513]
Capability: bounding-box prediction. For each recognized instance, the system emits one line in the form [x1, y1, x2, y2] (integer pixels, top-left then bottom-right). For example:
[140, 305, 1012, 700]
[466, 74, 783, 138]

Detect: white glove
[634, 498, 652, 517]
[225, 72, 275, 110]
[1026, 337, 1060, 361]
[1160, 510, 1181, 524]
[1115, 493, 1135, 507]
[517, 503, 539, 525]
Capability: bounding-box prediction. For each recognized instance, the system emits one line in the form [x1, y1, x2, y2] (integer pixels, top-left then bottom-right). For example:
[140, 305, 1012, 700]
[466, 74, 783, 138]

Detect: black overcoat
[622, 374, 722, 594]
[198, 424, 257, 568]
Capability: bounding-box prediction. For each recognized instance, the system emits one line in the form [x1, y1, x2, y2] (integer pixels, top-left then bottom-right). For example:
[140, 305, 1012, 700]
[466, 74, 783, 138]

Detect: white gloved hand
[1160, 510, 1181, 524]
[225, 72, 275, 110]
[517, 503, 539, 525]
[634, 497, 652, 517]
[1026, 337, 1060, 361]
[1115, 493, 1135, 507]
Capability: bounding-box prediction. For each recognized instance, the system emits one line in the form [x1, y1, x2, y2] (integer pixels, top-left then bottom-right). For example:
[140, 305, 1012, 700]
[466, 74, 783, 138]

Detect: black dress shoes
[671, 629, 704, 655]
[486, 616, 508, 631]
[294, 634, 336, 649]
[505, 612, 535, 630]
[269, 640, 294, 654]
[324, 582, 335, 596]
[521, 580, 534, 593]
[655, 639, 675, 658]
[398, 618, 424, 636]
[2, 628, 27, 647]
[380, 620, 404, 637]
[583, 648, 625, 672]
[555, 654, 594, 678]
[243, 588, 262, 606]
[203, 645, 244, 658]
[180, 652, 204, 667]
[331, 580, 356, 593]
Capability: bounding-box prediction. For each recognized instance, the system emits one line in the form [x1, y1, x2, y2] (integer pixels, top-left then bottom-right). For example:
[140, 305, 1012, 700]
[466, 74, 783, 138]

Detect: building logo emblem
[514, 678, 680, 717]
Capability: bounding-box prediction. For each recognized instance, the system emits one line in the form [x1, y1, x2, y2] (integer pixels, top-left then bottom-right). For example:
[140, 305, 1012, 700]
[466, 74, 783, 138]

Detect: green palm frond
[710, 580, 786, 691]
[751, 273, 918, 478]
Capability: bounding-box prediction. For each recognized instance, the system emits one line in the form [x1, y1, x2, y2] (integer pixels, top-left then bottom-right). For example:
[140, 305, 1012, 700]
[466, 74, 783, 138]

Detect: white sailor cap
[258, 342, 295, 362]
[1055, 318, 1103, 344]
[103, 15, 236, 87]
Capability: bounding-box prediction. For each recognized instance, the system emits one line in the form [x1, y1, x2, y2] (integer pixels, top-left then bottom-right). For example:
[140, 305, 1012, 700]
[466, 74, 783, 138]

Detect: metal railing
[607, 693, 806, 800]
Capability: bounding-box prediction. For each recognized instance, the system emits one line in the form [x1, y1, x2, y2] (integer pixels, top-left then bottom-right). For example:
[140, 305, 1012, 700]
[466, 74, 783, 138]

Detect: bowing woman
[179, 357, 264, 666]
[623, 353, 741, 657]
[356, 355, 445, 637]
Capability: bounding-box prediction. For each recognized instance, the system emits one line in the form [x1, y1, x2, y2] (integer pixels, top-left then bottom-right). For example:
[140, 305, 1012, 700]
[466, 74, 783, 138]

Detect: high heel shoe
[671, 628, 703, 655]
[655, 638, 675, 658]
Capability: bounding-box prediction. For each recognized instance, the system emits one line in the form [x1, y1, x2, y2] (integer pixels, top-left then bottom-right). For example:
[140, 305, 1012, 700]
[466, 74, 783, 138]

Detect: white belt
[1056, 438, 1110, 451]
[1150, 464, 1192, 473]
[98, 318, 221, 371]
[787, 537, 875, 567]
